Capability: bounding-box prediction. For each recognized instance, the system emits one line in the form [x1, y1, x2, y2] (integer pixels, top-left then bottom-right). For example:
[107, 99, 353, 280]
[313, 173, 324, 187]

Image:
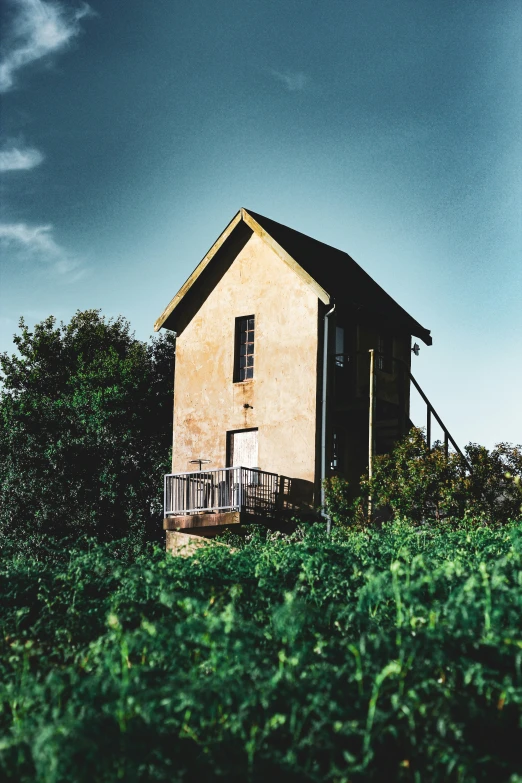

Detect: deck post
[368, 349, 376, 523]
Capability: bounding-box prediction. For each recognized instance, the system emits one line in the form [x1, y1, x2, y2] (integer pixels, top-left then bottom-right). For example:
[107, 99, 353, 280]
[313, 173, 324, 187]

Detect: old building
[154, 208, 432, 540]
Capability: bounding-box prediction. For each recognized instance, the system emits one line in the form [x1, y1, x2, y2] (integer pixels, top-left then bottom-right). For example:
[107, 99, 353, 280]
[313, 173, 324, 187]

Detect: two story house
[155, 208, 432, 541]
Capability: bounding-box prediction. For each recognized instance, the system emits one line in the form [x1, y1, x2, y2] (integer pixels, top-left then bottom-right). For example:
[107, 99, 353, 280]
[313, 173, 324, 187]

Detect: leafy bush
[0, 311, 175, 541]
[338, 428, 522, 525]
[323, 474, 366, 530]
[1, 521, 522, 781]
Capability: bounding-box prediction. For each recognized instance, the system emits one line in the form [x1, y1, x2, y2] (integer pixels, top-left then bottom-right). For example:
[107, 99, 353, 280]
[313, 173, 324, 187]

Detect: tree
[324, 428, 522, 527]
[362, 429, 522, 524]
[0, 311, 175, 541]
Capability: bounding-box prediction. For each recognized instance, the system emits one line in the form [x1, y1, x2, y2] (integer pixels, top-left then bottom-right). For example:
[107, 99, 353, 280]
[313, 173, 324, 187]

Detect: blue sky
[1, 0, 521, 448]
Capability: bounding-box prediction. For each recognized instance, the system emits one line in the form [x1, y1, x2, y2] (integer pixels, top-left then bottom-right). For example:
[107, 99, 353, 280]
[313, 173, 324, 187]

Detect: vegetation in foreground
[2, 520, 522, 782]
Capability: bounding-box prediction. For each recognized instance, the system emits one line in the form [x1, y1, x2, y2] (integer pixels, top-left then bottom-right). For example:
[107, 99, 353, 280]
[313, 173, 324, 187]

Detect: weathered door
[229, 429, 258, 467]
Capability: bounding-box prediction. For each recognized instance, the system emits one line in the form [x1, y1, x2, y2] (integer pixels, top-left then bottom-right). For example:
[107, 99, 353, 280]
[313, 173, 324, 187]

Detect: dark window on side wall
[335, 326, 345, 368]
[234, 315, 255, 382]
[377, 335, 393, 373]
[330, 431, 345, 472]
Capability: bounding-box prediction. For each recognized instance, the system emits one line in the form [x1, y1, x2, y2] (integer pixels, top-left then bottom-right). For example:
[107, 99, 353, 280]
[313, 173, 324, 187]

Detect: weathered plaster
[172, 233, 319, 495]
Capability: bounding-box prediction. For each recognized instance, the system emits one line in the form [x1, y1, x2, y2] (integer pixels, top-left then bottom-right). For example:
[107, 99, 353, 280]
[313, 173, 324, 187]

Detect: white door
[230, 429, 258, 467]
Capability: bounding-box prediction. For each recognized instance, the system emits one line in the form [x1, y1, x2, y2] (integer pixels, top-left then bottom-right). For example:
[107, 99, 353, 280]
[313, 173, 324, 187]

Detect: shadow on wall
[277, 476, 315, 514]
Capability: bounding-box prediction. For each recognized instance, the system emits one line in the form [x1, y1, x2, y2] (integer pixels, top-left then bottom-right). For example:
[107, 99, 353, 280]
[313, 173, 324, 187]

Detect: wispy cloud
[269, 68, 309, 92]
[0, 222, 59, 253]
[0, 145, 44, 171]
[0, 0, 91, 92]
[0, 222, 87, 281]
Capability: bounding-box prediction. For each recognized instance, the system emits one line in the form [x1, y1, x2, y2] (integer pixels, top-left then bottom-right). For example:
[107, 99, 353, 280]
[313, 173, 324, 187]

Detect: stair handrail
[408, 372, 471, 470]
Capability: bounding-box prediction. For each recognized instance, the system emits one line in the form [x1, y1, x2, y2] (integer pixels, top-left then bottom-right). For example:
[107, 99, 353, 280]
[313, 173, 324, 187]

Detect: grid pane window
[235, 315, 255, 381]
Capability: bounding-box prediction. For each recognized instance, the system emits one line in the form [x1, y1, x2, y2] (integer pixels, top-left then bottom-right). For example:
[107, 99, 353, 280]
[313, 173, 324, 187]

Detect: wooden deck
[163, 510, 298, 538]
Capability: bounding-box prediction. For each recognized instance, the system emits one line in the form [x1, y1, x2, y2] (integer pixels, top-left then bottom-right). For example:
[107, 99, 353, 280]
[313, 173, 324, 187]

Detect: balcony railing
[164, 466, 280, 517]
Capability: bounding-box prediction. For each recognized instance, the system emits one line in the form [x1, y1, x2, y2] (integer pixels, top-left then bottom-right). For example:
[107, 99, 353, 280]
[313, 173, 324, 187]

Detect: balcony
[164, 466, 314, 535]
[165, 465, 282, 516]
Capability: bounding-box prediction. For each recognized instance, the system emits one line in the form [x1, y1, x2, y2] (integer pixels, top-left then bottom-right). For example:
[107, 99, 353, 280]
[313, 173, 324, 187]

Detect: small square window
[234, 315, 255, 382]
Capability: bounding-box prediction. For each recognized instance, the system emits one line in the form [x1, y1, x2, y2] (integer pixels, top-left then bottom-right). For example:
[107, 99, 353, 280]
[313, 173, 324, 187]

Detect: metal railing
[409, 372, 470, 469]
[164, 466, 280, 517]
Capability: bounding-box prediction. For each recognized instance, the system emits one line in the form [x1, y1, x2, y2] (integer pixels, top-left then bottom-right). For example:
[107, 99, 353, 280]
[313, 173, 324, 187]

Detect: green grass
[1, 519, 522, 782]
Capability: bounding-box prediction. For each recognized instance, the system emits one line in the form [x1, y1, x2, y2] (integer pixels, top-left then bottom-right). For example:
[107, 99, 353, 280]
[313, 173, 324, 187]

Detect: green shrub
[1, 521, 522, 781]
[344, 428, 522, 526]
[322, 475, 361, 529]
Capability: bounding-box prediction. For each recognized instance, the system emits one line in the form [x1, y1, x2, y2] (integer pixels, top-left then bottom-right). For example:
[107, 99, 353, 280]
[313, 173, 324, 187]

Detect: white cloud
[0, 222, 86, 281]
[52, 257, 84, 278]
[0, 145, 44, 171]
[0, 222, 58, 253]
[0, 0, 91, 92]
[269, 68, 309, 92]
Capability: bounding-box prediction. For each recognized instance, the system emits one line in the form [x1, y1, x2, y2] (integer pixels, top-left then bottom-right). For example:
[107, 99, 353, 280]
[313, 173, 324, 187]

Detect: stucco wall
[171, 233, 319, 491]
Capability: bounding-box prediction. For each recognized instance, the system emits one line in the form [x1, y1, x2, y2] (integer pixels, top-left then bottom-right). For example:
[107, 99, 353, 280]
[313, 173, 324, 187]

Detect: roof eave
[419, 329, 432, 346]
[154, 209, 243, 332]
[241, 209, 330, 305]
[154, 208, 331, 332]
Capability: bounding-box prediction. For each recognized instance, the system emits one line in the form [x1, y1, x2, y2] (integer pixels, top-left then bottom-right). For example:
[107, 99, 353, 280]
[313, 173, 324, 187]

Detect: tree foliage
[325, 428, 522, 527]
[0, 311, 175, 541]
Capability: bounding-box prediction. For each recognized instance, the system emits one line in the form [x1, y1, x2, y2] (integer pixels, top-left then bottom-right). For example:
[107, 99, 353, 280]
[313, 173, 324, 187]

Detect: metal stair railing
[408, 372, 469, 468]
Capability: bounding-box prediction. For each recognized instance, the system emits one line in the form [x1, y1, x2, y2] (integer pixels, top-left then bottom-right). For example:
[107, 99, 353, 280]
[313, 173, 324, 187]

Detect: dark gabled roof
[155, 208, 432, 345]
[246, 210, 432, 345]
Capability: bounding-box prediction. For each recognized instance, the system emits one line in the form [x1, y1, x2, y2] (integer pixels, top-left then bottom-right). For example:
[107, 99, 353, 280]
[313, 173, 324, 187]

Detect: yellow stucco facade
[171, 232, 320, 493]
